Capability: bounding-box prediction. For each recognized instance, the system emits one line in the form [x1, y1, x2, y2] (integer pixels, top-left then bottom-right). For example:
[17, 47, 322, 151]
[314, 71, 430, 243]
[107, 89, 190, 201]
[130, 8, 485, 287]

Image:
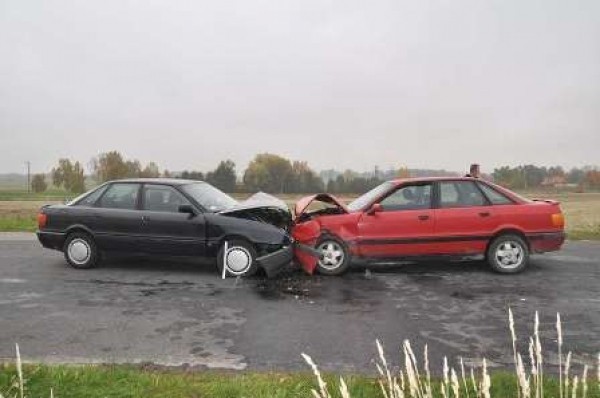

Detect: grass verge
[0, 189, 70, 201]
[1, 365, 594, 398]
[567, 224, 600, 240]
[0, 215, 36, 232]
[0, 365, 370, 398]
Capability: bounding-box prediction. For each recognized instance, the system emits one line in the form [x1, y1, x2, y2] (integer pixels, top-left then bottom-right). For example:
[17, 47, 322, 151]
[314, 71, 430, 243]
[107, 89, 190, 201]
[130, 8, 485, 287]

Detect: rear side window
[439, 181, 487, 208]
[143, 184, 191, 213]
[98, 183, 140, 210]
[478, 183, 514, 205]
[74, 185, 108, 207]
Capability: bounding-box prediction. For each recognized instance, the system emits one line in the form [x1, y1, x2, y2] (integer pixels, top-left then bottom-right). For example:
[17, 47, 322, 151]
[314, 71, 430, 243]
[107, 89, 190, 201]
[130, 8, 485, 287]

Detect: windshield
[347, 182, 394, 212]
[181, 183, 238, 212]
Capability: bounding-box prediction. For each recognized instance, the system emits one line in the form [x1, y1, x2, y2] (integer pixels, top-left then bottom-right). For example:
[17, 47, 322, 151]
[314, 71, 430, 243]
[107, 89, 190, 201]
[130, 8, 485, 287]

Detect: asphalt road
[0, 232, 598, 374]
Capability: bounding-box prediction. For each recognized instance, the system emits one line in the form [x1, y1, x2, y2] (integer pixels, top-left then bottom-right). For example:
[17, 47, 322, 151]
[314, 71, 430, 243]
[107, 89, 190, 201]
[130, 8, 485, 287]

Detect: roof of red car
[389, 176, 478, 184]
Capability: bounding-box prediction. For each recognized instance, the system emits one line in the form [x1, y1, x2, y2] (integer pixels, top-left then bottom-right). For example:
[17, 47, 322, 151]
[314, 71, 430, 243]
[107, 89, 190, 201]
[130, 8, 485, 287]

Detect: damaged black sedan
[36, 179, 294, 277]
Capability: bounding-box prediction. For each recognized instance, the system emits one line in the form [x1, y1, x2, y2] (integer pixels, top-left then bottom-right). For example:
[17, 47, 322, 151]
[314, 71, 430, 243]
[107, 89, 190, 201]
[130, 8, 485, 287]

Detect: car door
[138, 184, 207, 256]
[357, 182, 435, 258]
[90, 182, 144, 252]
[433, 180, 498, 255]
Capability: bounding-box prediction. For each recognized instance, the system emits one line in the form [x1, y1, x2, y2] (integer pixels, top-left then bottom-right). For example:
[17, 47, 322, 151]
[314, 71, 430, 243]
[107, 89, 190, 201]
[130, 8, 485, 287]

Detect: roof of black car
[108, 178, 203, 185]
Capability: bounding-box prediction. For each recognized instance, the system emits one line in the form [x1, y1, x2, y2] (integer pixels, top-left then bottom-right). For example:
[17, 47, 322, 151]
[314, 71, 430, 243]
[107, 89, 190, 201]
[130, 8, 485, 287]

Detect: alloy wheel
[494, 241, 524, 270]
[317, 241, 345, 270]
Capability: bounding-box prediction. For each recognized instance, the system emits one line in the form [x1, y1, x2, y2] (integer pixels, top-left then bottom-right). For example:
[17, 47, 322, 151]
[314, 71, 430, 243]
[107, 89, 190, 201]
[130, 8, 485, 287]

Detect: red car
[292, 177, 565, 275]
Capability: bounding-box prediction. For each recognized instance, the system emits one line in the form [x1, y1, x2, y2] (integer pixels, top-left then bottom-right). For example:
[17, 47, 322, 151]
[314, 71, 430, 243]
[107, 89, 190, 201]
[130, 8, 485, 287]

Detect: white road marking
[0, 278, 27, 283]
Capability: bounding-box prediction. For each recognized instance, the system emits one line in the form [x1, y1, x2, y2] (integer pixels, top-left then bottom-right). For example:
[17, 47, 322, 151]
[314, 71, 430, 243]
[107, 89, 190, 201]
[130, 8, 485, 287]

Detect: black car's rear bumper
[36, 230, 66, 250]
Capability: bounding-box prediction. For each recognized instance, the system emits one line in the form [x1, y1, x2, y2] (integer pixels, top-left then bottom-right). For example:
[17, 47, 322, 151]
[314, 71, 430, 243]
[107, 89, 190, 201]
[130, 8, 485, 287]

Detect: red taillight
[37, 213, 48, 229]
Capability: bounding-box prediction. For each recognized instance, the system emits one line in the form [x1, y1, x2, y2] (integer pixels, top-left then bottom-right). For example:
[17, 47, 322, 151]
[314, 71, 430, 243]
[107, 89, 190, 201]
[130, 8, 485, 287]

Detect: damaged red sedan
[292, 177, 565, 275]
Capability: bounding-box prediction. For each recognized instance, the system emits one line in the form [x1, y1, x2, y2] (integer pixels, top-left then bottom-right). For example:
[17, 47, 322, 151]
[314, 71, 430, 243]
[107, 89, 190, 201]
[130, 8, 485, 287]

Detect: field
[0, 189, 599, 240]
[523, 191, 600, 240]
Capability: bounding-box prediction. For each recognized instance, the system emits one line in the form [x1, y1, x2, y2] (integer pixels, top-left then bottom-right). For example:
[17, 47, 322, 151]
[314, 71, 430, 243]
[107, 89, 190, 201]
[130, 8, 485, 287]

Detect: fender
[64, 223, 96, 237]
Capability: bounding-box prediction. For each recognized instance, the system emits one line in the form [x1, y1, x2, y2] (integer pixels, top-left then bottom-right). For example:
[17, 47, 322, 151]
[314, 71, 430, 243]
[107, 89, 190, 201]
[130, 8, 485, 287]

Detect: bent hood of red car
[294, 193, 349, 218]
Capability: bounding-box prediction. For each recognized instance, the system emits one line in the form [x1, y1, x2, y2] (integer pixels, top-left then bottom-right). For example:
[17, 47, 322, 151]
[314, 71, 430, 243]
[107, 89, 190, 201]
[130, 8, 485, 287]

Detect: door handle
[141, 216, 150, 223]
[418, 215, 430, 221]
[479, 212, 491, 217]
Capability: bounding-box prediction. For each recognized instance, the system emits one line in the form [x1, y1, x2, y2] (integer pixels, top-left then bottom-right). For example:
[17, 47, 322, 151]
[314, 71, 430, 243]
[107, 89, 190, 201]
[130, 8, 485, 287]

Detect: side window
[143, 185, 191, 213]
[75, 185, 108, 207]
[439, 181, 487, 208]
[379, 184, 432, 211]
[98, 183, 140, 210]
[478, 183, 514, 205]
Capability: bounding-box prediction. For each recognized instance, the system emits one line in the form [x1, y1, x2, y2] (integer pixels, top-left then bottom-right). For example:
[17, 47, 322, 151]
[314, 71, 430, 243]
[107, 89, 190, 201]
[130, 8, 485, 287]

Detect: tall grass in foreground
[303, 310, 600, 398]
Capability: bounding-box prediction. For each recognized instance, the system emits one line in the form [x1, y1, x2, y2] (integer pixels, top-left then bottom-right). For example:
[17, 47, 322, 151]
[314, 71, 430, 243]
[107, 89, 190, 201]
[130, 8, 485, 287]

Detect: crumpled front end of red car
[291, 193, 351, 274]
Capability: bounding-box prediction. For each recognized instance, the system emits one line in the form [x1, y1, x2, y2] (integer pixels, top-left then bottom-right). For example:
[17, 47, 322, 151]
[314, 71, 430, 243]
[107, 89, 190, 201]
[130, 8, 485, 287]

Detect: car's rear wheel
[315, 236, 350, 276]
[487, 234, 529, 273]
[63, 232, 99, 269]
[216, 239, 259, 277]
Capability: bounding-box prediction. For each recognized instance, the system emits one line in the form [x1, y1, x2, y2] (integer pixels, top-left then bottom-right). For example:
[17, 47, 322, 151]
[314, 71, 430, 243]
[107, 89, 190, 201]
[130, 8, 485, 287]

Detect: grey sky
[1, 0, 599, 175]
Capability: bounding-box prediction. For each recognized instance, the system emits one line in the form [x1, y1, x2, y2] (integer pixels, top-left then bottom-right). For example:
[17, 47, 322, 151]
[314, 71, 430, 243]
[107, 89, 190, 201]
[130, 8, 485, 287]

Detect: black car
[36, 179, 295, 277]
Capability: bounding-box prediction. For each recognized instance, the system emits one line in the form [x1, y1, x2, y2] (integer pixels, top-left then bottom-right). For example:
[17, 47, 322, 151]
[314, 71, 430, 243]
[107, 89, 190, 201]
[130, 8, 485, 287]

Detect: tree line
[492, 165, 600, 190]
[28, 151, 599, 194]
[34, 151, 387, 194]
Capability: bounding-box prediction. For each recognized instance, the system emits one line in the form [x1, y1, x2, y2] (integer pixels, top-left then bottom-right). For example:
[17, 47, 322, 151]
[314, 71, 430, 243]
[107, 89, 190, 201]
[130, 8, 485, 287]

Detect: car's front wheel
[216, 239, 259, 277]
[487, 234, 529, 273]
[315, 237, 351, 276]
[63, 232, 99, 269]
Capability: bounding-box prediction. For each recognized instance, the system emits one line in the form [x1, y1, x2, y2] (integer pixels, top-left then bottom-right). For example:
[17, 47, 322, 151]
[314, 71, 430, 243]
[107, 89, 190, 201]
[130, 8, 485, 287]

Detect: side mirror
[367, 203, 383, 215]
[178, 204, 197, 216]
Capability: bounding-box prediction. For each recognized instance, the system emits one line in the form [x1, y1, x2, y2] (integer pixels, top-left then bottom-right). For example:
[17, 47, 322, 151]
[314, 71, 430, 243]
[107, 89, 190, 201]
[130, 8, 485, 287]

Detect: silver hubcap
[495, 241, 524, 269]
[225, 246, 252, 275]
[68, 238, 91, 265]
[317, 241, 345, 270]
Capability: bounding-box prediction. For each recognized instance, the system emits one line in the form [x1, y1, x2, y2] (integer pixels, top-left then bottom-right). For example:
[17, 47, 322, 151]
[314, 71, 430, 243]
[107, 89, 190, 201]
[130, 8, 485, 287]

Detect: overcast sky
[1, 0, 599, 175]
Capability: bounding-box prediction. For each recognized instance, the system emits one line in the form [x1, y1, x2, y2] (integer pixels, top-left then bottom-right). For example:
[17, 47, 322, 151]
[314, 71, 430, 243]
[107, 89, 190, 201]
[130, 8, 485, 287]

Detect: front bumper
[36, 230, 66, 250]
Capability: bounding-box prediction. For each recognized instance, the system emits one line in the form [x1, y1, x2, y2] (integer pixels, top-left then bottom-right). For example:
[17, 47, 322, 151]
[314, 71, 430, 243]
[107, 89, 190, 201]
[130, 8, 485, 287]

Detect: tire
[216, 239, 259, 277]
[487, 234, 529, 273]
[315, 236, 351, 276]
[63, 232, 99, 269]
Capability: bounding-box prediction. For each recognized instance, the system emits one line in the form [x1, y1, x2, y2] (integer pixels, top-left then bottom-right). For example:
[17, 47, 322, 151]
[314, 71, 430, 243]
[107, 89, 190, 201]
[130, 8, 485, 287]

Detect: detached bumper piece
[257, 245, 294, 278]
[256, 242, 322, 278]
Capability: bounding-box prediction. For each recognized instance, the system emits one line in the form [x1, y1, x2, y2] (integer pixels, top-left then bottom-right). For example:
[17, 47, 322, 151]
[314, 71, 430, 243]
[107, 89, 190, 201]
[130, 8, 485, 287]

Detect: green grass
[0, 215, 36, 232]
[1, 365, 594, 398]
[0, 365, 379, 398]
[567, 224, 600, 240]
[0, 189, 71, 201]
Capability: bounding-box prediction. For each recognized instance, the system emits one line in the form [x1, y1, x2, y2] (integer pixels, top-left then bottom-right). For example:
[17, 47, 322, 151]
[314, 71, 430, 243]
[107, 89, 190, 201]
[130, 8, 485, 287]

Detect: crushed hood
[219, 192, 291, 230]
[294, 193, 349, 218]
[219, 192, 289, 214]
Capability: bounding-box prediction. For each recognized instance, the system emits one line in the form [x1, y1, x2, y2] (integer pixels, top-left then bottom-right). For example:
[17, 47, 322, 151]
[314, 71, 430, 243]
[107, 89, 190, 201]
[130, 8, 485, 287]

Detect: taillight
[551, 213, 564, 228]
[37, 212, 48, 229]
